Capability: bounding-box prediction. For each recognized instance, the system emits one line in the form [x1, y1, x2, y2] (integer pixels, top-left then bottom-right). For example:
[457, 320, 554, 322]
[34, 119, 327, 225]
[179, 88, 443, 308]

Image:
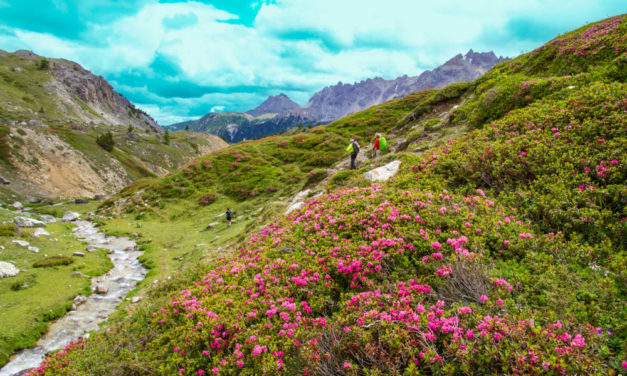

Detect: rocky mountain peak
[13, 49, 40, 59]
[246, 93, 301, 117]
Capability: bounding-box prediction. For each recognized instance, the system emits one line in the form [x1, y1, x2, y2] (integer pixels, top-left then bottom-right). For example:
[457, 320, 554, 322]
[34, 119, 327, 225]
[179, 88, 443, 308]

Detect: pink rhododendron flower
[343, 362, 352, 369]
[431, 242, 442, 250]
[480, 295, 489, 303]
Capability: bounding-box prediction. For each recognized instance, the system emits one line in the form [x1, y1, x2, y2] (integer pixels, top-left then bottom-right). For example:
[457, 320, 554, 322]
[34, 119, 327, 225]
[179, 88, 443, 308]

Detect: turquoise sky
[0, 0, 625, 124]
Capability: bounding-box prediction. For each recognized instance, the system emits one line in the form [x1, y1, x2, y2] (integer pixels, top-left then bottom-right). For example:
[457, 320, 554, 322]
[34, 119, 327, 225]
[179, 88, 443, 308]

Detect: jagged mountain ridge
[305, 50, 505, 122]
[1, 49, 162, 133]
[170, 50, 504, 141]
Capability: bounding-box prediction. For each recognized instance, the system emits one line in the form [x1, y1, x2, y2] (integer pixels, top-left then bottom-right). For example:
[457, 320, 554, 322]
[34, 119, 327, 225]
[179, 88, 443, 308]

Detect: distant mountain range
[170, 50, 506, 142]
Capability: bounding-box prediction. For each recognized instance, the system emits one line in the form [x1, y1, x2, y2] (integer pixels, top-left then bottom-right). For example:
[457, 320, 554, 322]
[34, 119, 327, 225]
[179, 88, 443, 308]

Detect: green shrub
[33, 255, 74, 268]
[96, 131, 115, 152]
[0, 223, 18, 237]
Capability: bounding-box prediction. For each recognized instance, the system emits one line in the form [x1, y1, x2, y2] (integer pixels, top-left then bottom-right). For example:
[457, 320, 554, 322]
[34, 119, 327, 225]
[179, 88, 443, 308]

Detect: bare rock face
[51, 59, 162, 133]
[62, 211, 80, 222]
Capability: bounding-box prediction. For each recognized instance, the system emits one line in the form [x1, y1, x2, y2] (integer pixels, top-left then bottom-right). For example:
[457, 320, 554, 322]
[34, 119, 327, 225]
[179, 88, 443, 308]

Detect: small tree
[96, 131, 115, 151]
[38, 59, 49, 71]
[163, 128, 170, 145]
[127, 124, 134, 134]
[185, 124, 189, 131]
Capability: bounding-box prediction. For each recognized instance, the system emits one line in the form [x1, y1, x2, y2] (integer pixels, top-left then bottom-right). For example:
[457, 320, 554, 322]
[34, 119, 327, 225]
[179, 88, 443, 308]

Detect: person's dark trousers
[372, 149, 377, 159]
[350, 153, 357, 169]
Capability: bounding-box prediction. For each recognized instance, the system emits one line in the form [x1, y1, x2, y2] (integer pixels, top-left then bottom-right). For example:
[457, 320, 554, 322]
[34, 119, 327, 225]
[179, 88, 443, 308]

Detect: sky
[0, 1, 625, 125]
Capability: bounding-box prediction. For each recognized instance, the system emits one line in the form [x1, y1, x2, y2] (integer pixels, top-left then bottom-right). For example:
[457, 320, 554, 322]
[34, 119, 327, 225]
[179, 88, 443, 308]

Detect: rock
[73, 252, 85, 257]
[126, 131, 140, 140]
[285, 201, 304, 215]
[74, 198, 89, 204]
[363, 160, 401, 182]
[12, 66, 23, 73]
[33, 228, 51, 237]
[18, 121, 27, 127]
[285, 189, 311, 215]
[73, 271, 89, 278]
[14, 216, 45, 227]
[38, 214, 57, 224]
[62, 211, 80, 222]
[27, 119, 42, 127]
[94, 284, 108, 294]
[0, 175, 9, 185]
[131, 296, 141, 303]
[11, 201, 24, 210]
[28, 246, 39, 253]
[25, 197, 39, 204]
[86, 245, 99, 252]
[74, 295, 88, 305]
[93, 194, 107, 200]
[124, 246, 137, 252]
[205, 222, 219, 229]
[0, 261, 19, 278]
[12, 240, 30, 247]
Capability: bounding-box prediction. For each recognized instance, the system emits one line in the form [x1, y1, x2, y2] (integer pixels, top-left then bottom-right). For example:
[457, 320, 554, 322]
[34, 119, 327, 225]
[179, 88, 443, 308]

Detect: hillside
[170, 50, 504, 143]
[15, 14, 627, 375]
[0, 50, 228, 199]
[0, 50, 161, 133]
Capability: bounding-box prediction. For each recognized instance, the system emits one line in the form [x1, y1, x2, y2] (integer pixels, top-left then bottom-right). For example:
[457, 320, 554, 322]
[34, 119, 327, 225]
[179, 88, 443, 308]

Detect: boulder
[0, 175, 10, 185]
[131, 296, 141, 303]
[11, 201, 23, 210]
[205, 222, 219, 229]
[27, 119, 42, 127]
[363, 160, 401, 182]
[62, 211, 80, 222]
[94, 284, 108, 294]
[38, 214, 57, 224]
[74, 198, 89, 204]
[28, 246, 39, 253]
[285, 189, 310, 215]
[25, 197, 39, 204]
[93, 194, 107, 200]
[18, 121, 27, 127]
[14, 216, 45, 228]
[32, 228, 51, 237]
[0, 261, 19, 278]
[73, 252, 85, 257]
[126, 131, 140, 140]
[12, 66, 23, 73]
[12, 240, 29, 247]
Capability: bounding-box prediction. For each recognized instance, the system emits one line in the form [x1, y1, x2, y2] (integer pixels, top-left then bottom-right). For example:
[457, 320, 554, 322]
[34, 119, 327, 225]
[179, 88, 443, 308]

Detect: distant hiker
[346, 138, 360, 170]
[225, 208, 232, 227]
[372, 133, 380, 159]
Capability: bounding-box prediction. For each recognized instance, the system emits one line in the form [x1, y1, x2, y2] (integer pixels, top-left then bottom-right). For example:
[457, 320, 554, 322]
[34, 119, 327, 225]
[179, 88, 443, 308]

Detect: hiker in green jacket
[346, 138, 360, 169]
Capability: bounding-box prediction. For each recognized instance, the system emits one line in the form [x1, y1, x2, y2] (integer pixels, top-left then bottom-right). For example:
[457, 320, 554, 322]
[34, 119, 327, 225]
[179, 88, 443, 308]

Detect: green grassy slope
[20, 14, 627, 375]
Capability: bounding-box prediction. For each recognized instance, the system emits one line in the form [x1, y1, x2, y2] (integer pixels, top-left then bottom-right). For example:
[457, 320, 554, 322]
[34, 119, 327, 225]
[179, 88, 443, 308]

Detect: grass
[0, 220, 112, 367]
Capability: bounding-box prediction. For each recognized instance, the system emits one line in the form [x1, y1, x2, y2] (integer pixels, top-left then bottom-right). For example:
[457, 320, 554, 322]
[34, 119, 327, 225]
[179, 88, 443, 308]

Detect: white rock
[285, 189, 310, 215]
[11, 201, 23, 210]
[28, 246, 39, 253]
[62, 211, 80, 222]
[12, 239, 30, 247]
[0, 261, 19, 278]
[74, 295, 88, 305]
[567, 85, 576, 89]
[284, 202, 304, 215]
[73, 252, 85, 257]
[131, 296, 141, 303]
[33, 228, 51, 237]
[363, 160, 402, 182]
[14, 216, 45, 228]
[205, 222, 219, 229]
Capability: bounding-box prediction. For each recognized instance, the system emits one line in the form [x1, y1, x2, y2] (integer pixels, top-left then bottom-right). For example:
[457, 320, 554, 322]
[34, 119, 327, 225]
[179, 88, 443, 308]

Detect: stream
[0, 219, 147, 376]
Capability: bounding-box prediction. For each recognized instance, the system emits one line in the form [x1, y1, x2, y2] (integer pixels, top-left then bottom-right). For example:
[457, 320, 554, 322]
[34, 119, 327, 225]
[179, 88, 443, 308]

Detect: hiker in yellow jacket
[346, 138, 360, 170]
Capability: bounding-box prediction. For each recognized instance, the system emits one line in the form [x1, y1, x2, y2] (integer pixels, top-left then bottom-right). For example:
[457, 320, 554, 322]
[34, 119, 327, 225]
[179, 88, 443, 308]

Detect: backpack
[379, 136, 387, 151]
[346, 143, 354, 153]
[352, 141, 360, 154]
